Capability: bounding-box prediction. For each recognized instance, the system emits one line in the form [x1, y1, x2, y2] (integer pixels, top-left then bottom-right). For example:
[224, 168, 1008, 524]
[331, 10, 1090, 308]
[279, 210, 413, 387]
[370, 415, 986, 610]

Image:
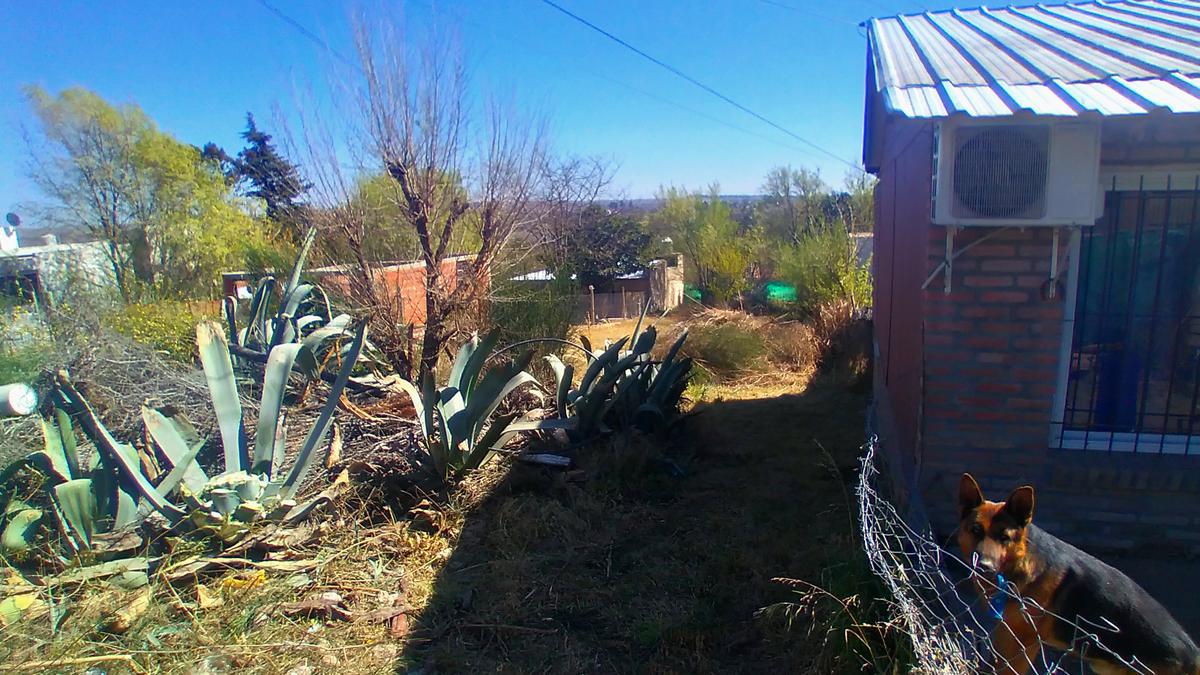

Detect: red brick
[979, 382, 1023, 394]
[978, 321, 1028, 335]
[1014, 306, 1061, 321]
[1018, 244, 1052, 257]
[964, 275, 1014, 288]
[962, 305, 1011, 319]
[1016, 274, 1050, 289]
[926, 319, 972, 332]
[1014, 337, 1060, 351]
[959, 366, 1004, 379]
[981, 259, 1033, 273]
[981, 290, 1031, 304]
[925, 303, 959, 318]
[965, 335, 1008, 350]
[971, 244, 1018, 257]
[926, 333, 955, 346]
[977, 352, 1009, 364]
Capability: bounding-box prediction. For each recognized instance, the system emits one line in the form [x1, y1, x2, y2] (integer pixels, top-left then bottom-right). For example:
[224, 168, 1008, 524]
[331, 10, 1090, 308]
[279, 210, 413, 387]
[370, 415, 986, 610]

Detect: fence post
[622, 290, 628, 318]
[589, 285, 596, 324]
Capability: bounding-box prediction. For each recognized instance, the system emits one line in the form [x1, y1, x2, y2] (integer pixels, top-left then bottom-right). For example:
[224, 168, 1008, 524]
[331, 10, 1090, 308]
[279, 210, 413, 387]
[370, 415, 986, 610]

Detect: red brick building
[865, 0, 1200, 558]
[222, 254, 477, 326]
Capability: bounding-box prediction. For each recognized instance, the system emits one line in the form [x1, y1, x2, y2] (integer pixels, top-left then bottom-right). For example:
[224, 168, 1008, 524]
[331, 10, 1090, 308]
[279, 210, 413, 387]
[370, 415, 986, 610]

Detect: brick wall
[919, 226, 1071, 536]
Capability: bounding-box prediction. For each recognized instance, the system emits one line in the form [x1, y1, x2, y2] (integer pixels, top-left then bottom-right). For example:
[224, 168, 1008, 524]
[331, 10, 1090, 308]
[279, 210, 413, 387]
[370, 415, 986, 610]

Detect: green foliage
[557, 204, 651, 285]
[24, 85, 278, 301]
[488, 275, 579, 351]
[0, 311, 56, 384]
[679, 324, 768, 378]
[231, 113, 311, 238]
[391, 330, 539, 483]
[651, 185, 754, 305]
[106, 300, 214, 363]
[776, 226, 872, 314]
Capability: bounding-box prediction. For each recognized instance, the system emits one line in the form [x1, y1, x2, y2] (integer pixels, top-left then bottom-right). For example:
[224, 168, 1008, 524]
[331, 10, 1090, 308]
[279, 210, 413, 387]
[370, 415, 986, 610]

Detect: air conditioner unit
[933, 120, 1102, 226]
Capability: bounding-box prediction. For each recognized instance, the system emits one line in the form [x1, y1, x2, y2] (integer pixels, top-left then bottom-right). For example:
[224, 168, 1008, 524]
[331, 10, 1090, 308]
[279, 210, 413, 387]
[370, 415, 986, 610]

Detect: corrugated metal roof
[867, 0, 1200, 118]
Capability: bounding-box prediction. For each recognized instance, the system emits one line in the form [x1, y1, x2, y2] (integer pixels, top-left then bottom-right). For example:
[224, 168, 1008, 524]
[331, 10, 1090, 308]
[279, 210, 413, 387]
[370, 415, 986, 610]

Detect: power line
[256, 0, 361, 73]
[537, 0, 864, 173]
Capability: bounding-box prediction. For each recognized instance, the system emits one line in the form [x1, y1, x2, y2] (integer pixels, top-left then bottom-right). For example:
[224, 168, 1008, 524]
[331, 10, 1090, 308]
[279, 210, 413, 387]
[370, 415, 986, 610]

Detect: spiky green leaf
[197, 322, 248, 473]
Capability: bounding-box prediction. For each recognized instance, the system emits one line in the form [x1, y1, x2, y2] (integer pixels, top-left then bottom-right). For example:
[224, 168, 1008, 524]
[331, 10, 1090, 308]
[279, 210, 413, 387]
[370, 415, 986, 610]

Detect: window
[1056, 175, 1200, 454]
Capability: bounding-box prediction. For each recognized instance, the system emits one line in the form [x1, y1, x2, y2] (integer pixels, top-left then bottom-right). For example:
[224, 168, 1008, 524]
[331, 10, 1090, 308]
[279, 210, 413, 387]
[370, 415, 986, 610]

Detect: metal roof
[866, 0, 1200, 119]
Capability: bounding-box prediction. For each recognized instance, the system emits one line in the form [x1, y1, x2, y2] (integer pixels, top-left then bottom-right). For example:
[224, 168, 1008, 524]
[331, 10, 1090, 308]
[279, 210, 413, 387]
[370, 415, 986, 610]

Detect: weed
[679, 323, 768, 378]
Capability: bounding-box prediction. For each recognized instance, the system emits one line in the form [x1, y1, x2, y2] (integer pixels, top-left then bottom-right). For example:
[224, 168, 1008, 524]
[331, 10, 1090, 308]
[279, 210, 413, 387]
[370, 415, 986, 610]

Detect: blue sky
[0, 0, 968, 218]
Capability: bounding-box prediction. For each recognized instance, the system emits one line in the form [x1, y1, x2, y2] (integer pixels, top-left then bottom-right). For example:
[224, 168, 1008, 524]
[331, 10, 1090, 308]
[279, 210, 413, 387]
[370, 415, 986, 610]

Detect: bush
[488, 277, 579, 351]
[0, 308, 56, 385]
[765, 322, 821, 372]
[679, 323, 767, 379]
[776, 226, 871, 315]
[105, 300, 216, 363]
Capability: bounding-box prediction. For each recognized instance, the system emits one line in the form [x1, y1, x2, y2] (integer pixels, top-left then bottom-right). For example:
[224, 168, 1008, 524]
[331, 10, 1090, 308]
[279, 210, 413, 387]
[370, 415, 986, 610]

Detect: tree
[558, 204, 650, 286]
[298, 17, 552, 379]
[652, 185, 754, 306]
[535, 155, 615, 271]
[23, 86, 269, 300]
[757, 165, 827, 243]
[233, 114, 310, 238]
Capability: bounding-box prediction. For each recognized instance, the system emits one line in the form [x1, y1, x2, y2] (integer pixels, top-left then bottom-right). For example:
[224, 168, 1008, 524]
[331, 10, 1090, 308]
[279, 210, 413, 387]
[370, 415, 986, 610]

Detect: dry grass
[2, 314, 887, 674]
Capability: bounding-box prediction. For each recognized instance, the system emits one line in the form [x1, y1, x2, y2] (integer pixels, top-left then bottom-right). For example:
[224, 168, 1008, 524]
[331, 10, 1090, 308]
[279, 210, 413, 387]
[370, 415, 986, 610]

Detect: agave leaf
[629, 292, 652, 352]
[439, 388, 467, 451]
[295, 315, 324, 333]
[254, 344, 305, 474]
[463, 352, 537, 441]
[247, 277, 276, 348]
[2, 508, 43, 553]
[56, 376, 185, 523]
[447, 334, 480, 393]
[197, 322, 248, 473]
[277, 322, 366, 499]
[557, 363, 573, 419]
[142, 407, 207, 496]
[661, 330, 689, 369]
[54, 408, 80, 477]
[301, 314, 352, 354]
[544, 354, 567, 388]
[578, 337, 628, 396]
[281, 283, 315, 319]
[460, 330, 501, 399]
[579, 335, 594, 361]
[52, 479, 97, 549]
[282, 228, 317, 302]
[223, 296, 239, 345]
[631, 325, 658, 358]
[271, 410, 287, 479]
[388, 376, 428, 439]
[419, 371, 446, 478]
[461, 412, 518, 474]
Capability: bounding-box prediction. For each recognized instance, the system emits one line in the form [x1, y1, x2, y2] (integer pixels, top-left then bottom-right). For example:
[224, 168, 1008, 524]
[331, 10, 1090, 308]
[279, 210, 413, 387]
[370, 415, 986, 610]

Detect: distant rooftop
[865, 0, 1200, 119]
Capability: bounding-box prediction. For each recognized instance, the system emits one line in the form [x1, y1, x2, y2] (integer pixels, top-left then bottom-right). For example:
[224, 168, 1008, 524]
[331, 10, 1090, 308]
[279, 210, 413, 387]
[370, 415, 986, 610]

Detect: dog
[957, 473, 1200, 674]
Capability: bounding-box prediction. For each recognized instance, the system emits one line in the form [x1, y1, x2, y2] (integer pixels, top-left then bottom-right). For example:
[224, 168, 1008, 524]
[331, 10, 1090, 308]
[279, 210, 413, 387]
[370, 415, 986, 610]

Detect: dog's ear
[958, 473, 984, 518]
[1002, 486, 1035, 526]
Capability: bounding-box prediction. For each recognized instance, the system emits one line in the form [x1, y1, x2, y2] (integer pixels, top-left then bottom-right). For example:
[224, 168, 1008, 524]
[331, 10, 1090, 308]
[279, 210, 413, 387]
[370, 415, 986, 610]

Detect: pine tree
[234, 113, 310, 237]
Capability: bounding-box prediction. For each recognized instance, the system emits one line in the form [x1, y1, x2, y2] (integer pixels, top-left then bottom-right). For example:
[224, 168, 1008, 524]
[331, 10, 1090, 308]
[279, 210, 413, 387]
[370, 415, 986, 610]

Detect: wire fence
[856, 437, 1160, 674]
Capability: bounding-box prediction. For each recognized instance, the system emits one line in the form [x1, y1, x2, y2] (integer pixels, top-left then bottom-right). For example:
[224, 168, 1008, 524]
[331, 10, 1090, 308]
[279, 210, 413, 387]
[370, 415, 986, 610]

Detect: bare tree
[295, 16, 553, 379]
[536, 155, 616, 272]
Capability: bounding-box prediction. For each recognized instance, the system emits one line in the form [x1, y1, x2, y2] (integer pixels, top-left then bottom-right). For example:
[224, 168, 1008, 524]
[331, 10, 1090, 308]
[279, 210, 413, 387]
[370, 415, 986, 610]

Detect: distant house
[0, 230, 114, 310]
[222, 254, 478, 327]
[864, 0, 1200, 554]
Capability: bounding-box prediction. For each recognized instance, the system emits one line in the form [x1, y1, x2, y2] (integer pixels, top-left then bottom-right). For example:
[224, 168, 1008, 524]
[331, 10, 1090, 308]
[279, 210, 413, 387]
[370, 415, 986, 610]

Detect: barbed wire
[856, 437, 1157, 674]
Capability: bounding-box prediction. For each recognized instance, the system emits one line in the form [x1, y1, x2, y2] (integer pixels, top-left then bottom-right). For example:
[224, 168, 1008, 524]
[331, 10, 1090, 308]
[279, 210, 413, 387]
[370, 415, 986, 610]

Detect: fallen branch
[8, 654, 140, 673]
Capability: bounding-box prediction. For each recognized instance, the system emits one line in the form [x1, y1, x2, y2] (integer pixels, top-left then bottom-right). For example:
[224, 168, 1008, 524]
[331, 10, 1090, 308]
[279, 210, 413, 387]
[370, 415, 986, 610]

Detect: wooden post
[622, 290, 628, 318]
[588, 285, 596, 324]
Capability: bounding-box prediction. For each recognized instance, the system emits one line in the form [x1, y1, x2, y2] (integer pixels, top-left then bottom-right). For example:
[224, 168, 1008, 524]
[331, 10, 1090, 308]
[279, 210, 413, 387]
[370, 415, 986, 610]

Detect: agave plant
[390, 330, 542, 483]
[224, 228, 352, 372]
[44, 320, 367, 546]
[544, 327, 692, 439]
[0, 406, 180, 556]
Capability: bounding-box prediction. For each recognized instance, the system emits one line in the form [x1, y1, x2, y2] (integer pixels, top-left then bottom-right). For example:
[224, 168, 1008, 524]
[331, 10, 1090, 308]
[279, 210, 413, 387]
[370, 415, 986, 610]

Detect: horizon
[2, 0, 1003, 222]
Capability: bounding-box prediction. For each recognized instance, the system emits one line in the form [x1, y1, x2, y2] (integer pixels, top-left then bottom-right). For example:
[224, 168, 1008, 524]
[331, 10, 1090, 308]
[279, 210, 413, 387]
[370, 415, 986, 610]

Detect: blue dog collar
[989, 572, 1008, 619]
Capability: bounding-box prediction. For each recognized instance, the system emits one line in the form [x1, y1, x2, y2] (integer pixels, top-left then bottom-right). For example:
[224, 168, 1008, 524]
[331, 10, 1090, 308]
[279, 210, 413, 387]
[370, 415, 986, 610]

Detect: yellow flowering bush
[106, 300, 216, 363]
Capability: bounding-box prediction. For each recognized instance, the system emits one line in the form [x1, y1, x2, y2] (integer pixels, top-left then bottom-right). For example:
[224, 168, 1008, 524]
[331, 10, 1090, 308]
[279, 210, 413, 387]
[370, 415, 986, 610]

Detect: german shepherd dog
[958, 473, 1200, 674]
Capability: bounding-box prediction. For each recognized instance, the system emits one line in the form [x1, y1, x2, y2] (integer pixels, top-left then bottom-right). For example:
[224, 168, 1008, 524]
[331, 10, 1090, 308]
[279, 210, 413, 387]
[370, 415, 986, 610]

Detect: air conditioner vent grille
[952, 126, 1048, 219]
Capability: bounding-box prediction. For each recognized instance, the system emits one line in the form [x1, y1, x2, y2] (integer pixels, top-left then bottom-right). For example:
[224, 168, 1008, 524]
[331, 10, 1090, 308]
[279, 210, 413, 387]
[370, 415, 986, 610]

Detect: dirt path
[400, 371, 877, 673]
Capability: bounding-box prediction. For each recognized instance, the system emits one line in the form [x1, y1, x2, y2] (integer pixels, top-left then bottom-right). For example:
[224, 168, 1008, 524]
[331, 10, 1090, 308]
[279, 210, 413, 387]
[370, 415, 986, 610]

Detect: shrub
[679, 323, 767, 379]
[776, 226, 871, 315]
[765, 322, 820, 372]
[488, 276, 579, 351]
[106, 300, 215, 363]
[0, 309, 56, 384]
